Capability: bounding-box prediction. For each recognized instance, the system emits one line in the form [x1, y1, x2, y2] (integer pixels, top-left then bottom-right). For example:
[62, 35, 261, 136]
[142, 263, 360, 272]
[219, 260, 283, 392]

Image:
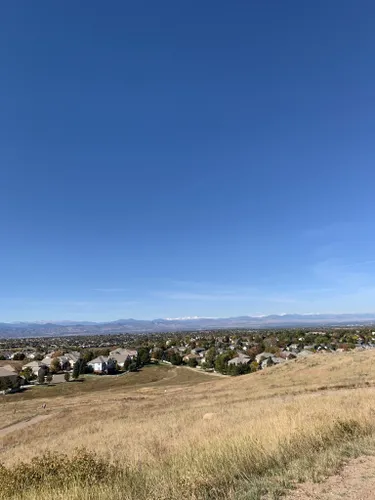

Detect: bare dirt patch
[0, 414, 52, 438]
[286, 455, 375, 500]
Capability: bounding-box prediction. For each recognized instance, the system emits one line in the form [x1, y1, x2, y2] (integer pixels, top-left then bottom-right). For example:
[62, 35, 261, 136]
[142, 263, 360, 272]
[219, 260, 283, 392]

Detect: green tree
[37, 365, 48, 385]
[188, 357, 198, 368]
[0, 376, 13, 392]
[81, 350, 94, 363]
[72, 361, 80, 380]
[64, 372, 70, 382]
[13, 352, 25, 361]
[204, 347, 216, 368]
[137, 347, 151, 367]
[169, 352, 182, 365]
[50, 357, 61, 374]
[250, 361, 259, 372]
[214, 353, 231, 374]
[107, 359, 117, 375]
[123, 357, 131, 371]
[20, 367, 35, 383]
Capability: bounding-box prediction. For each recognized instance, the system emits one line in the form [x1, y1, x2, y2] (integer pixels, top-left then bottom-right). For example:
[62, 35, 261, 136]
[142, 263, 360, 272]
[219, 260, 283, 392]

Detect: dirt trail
[0, 414, 52, 438]
[286, 455, 375, 500]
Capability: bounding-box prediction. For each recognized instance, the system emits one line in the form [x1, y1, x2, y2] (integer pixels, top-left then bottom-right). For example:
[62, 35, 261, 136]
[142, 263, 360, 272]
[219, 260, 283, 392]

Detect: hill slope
[2, 352, 375, 499]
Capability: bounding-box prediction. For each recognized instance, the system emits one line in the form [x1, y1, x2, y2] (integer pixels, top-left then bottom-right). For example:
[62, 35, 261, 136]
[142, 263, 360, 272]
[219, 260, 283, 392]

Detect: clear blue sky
[1, 1, 375, 321]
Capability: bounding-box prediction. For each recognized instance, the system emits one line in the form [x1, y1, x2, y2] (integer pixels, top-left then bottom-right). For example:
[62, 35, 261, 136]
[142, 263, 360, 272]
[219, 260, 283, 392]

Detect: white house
[88, 356, 109, 373]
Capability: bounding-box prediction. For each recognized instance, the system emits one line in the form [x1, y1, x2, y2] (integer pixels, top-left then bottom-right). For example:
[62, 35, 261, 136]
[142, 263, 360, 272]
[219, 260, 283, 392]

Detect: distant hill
[1, 313, 375, 337]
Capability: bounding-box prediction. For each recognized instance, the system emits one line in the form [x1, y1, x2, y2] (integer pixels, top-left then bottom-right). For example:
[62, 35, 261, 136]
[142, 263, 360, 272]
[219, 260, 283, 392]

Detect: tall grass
[2, 353, 375, 499]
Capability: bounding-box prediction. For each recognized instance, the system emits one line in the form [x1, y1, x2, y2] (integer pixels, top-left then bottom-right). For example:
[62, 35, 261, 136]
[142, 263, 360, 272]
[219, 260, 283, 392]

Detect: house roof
[0, 367, 18, 378]
[228, 356, 251, 366]
[89, 356, 109, 364]
[109, 348, 137, 357]
[1, 364, 17, 373]
[22, 361, 43, 368]
[64, 352, 81, 362]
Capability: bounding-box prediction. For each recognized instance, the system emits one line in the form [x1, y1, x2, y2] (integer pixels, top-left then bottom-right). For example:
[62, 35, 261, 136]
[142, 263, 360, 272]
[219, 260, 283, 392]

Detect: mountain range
[1, 313, 375, 338]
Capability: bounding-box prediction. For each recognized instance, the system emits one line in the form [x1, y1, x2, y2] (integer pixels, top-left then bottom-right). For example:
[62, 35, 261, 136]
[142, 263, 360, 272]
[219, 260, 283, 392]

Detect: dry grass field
[2, 352, 375, 499]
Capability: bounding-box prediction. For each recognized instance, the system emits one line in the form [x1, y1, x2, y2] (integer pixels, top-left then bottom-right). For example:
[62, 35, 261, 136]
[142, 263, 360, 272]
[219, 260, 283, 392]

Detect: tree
[188, 357, 198, 368]
[204, 347, 216, 368]
[169, 352, 182, 366]
[64, 372, 70, 382]
[214, 353, 231, 374]
[79, 359, 87, 375]
[37, 365, 48, 385]
[13, 352, 25, 361]
[81, 350, 94, 363]
[107, 358, 117, 375]
[20, 367, 35, 383]
[250, 361, 259, 372]
[72, 361, 80, 380]
[123, 357, 131, 371]
[137, 347, 151, 367]
[50, 357, 61, 374]
[46, 373, 53, 384]
[52, 350, 64, 358]
[0, 376, 21, 392]
[0, 376, 13, 392]
[151, 348, 163, 361]
[129, 362, 138, 372]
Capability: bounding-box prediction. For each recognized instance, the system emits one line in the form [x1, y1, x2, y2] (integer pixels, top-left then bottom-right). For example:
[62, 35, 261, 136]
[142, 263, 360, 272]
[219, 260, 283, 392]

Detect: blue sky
[1, 1, 375, 321]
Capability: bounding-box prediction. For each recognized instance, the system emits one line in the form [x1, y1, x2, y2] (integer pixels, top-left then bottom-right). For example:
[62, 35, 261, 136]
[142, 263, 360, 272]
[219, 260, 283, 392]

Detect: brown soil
[0, 414, 52, 438]
[286, 455, 375, 500]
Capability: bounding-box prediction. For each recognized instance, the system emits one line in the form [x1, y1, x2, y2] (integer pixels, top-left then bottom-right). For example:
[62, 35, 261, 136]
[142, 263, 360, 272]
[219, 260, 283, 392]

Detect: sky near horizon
[1, 1, 375, 322]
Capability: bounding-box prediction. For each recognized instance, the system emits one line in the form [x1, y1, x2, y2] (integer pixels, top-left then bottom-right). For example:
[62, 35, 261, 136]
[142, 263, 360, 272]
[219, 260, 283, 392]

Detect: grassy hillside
[2, 351, 375, 499]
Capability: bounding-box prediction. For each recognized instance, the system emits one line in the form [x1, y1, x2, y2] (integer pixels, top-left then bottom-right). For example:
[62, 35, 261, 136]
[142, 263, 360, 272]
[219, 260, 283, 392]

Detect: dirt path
[0, 414, 52, 438]
[182, 366, 226, 377]
[286, 455, 375, 500]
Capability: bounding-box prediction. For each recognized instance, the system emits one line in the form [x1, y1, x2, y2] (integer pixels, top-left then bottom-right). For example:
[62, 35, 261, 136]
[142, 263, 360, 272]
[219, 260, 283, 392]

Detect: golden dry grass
[2, 351, 375, 499]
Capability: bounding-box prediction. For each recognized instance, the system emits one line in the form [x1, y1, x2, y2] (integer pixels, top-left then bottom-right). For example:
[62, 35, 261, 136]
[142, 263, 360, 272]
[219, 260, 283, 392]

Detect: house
[63, 351, 81, 368]
[228, 354, 251, 366]
[261, 357, 274, 369]
[191, 347, 205, 355]
[41, 356, 53, 368]
[183, 353, 201, 363]
[270, 356, 285, 365]
[109, 348, 137, 368]
[297, 349, 314, 358]
[22, 361, 46, 375]
[280, 350, 297, 360]
[1, 364, 17, 373]
[255, 352, 274, 364]
[88, 356, 109, 373]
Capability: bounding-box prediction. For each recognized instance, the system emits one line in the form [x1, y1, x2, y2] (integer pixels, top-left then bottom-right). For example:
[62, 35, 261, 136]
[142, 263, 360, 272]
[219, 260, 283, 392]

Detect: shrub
[0, 449, 122, 498]
[188, 358, 198, 368]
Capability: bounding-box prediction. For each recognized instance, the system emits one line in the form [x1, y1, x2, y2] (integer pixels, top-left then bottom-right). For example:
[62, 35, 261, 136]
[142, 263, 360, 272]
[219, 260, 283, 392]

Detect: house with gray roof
[228, 354, 251, 366]
[88, 356, 109, 373]
[109, 348, 137, 367]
